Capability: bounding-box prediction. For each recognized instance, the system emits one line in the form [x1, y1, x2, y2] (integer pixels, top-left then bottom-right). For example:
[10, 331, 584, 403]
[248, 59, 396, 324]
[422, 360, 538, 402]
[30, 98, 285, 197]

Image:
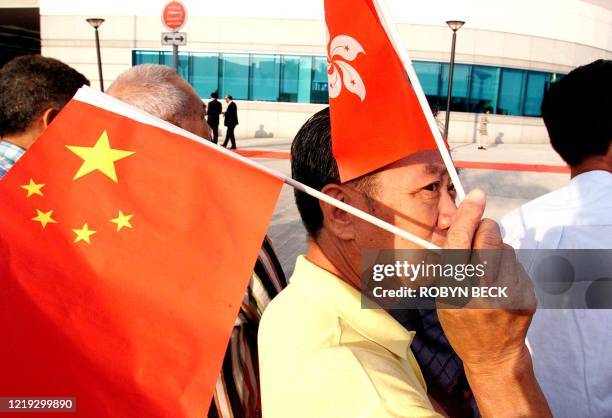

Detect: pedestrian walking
[223, 95, 238, 149]
[207, 92, 222, 144]
[478, 108, 491, 150]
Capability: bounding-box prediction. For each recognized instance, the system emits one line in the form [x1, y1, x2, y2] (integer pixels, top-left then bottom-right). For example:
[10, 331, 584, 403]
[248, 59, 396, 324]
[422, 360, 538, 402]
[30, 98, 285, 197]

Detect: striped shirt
[0, 140, 25, 179]
[208, 236, 287, 418]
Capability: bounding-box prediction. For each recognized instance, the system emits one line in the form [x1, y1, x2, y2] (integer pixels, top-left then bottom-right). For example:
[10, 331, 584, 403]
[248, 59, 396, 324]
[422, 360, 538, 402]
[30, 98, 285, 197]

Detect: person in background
[477, 108, 490, 150]
[0, 55, 89, 178]
[107, 64, 287, 418]
[223, 95, 238, 149]
[500, 59, 612, 418]
[207, 92, 222, 144]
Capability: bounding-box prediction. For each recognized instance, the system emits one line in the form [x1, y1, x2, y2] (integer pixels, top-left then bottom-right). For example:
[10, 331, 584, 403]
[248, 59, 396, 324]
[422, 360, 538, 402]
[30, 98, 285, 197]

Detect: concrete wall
[438, 112, 549, 144]
[34, 0, 611, 143]
[211, 103, 549, 144]
[223, 101, 326, 140]
[39, 14, 611, 89]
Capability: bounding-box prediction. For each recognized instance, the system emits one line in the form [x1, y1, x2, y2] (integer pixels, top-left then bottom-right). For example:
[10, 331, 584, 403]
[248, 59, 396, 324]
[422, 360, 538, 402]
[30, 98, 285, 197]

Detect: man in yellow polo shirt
[258, 109, 552, 417]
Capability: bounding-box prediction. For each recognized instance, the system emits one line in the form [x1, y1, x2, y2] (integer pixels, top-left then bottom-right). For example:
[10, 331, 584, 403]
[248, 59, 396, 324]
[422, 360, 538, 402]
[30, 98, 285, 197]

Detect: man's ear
[319, 183, 357, 241]
[41, 108, 59, 129]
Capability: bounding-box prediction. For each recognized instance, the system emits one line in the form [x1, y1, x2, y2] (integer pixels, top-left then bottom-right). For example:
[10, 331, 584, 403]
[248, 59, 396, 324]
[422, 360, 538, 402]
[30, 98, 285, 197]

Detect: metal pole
[444, 30, 458, 141]
[172, 30, 179, 72]
[94, 27, 104, 92]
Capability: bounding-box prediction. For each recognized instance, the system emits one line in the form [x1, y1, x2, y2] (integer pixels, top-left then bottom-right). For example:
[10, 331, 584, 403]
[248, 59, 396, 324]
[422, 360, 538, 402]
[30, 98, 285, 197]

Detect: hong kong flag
[0, 88, 282, 417]
[324, 0, 438, 182]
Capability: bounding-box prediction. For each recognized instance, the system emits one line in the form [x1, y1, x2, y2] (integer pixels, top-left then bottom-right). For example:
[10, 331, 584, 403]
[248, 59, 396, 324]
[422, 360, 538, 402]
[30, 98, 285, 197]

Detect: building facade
[32, 0, 612, 142]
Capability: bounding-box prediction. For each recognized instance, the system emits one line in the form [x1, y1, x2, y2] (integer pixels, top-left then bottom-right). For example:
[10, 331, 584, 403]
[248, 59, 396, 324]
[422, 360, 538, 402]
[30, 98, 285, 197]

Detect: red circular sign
[162, 1, 187, 30]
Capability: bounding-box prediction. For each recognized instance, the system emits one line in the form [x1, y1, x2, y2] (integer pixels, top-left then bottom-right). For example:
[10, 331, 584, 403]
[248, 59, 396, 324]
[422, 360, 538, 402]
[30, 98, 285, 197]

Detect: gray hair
[107, 64, 200, 126]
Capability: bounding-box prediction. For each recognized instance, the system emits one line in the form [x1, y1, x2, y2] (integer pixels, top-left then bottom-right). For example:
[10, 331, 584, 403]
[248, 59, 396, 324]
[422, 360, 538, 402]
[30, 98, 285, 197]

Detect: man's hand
[436, 189, 551, 418]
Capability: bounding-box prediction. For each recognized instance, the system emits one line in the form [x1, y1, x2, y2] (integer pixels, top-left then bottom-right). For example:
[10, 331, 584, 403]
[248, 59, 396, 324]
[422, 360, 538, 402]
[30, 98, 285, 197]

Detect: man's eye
[448, 183, 456, 193]
[424, 182, 440, 192]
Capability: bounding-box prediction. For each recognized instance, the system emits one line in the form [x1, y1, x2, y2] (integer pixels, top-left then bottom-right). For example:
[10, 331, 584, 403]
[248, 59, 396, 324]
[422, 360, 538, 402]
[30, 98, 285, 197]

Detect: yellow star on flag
[110, 211, 133, 231]
[31, 209, 57, 228]
[66, 130, 135, 183]
[73, 223, 97, 244]
[21, 179, 45, 197]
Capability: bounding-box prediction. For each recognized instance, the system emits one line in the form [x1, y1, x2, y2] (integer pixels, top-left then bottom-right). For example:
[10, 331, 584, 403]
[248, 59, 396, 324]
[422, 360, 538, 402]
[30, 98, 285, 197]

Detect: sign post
[161, 1, 187, 72]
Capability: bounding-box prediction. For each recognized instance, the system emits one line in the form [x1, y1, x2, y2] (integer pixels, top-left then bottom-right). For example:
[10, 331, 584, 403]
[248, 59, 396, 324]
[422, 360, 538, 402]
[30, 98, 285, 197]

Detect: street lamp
[443, 20, 465, 141]
[86, 18, 105, 92]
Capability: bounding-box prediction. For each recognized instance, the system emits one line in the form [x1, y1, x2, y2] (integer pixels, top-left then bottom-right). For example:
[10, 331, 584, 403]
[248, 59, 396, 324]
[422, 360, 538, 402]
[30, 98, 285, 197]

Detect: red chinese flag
[324, 0, 437, 182]
[0, 92, 282, 417]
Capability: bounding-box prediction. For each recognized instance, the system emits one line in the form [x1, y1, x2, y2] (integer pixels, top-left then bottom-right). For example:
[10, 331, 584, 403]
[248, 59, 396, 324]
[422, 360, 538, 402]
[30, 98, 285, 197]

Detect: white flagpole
[74, 86, 442, 253]
[371, 0, 466, 202]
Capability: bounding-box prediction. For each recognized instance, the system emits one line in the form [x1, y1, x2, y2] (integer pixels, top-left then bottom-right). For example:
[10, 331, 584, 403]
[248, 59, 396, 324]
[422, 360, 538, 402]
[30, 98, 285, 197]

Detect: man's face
[349, 150, 458, 250]
[176, 80, 211, 140]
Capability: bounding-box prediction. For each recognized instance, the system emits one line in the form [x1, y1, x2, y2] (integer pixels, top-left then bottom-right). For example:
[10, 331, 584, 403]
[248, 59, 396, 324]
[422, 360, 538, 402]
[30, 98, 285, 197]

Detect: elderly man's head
[292, 108, 458, 279]
[107, 64, 210, 139]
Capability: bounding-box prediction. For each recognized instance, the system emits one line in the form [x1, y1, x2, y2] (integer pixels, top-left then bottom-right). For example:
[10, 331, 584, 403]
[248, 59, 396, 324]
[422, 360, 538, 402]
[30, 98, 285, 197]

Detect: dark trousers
[223, 125, 237, 149]
[209, 122, 219, 144]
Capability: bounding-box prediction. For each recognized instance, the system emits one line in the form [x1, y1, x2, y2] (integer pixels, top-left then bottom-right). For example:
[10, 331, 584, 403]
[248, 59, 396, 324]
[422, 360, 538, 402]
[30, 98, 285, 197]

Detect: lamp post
[443, 20, 465, 141]
[86, 18, 105, 92]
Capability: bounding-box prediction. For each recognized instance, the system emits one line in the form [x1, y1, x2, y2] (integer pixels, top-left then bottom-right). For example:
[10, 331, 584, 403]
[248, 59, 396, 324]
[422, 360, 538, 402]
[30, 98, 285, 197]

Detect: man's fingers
[473, 218, 504, 286]
[444, 189, 486, 250]
[473, 219, 503, 250]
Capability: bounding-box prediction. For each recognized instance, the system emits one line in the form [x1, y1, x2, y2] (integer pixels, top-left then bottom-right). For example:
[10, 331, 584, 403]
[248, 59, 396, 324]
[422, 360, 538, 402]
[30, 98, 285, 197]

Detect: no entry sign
[162, 1, 187, 31]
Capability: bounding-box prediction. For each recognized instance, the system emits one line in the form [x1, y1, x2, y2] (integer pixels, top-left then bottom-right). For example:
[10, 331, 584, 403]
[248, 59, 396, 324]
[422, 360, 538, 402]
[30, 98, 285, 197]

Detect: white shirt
[500, 170, 612, 418]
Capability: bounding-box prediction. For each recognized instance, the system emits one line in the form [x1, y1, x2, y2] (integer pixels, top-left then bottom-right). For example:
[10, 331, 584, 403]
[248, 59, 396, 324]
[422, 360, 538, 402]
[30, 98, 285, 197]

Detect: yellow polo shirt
[258, 256, 442, 418]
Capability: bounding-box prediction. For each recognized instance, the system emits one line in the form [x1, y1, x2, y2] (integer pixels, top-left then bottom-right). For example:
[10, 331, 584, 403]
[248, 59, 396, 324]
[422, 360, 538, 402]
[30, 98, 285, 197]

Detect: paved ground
[235, 137, 570, 277]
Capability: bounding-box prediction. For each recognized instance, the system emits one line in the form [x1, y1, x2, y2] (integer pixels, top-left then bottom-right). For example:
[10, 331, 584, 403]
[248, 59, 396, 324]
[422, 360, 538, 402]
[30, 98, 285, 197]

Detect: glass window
[413, 61, 441, 109]
[414, 61, 441, 96]
[469, 65, 500, 113]
[497, 68, 526, 116]
[280, 56, 300, 102]
[311, 56, 329, 104]
[134, 50, 161, 65]
[191, 53, 219, 98]
[280, 55, 313, 103]
[441, 63, 471, 112]
[160, 52, 189, 79]
[251, 54, 280, 101]
[523, 72, 552, 117]
[131, 51, 560, 114]
[220, 53, 250, 100]
[297, 56, 313, 103]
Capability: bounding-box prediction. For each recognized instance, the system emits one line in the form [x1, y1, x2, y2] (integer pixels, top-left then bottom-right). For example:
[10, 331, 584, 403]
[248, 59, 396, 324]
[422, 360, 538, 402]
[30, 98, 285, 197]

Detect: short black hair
[0, 55, 90, 137]
[226, 95, 233, 100]
[210, 91, 218, 99]
[291, 108, 377, 237]
[541, 59, 612, 167]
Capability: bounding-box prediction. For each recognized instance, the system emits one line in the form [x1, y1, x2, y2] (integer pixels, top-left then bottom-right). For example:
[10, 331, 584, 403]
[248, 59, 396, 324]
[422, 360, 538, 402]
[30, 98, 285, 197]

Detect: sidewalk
[237, 137, 566, 167]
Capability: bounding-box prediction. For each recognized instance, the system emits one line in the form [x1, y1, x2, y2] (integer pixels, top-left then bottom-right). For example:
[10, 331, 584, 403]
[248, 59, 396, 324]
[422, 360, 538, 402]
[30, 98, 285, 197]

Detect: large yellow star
[110, 210, 133, 231]
[31, 209, 57, 228]
[66, 130, 135, 183]
[21, 179, 45, 197]
[73, 223, 97, 244]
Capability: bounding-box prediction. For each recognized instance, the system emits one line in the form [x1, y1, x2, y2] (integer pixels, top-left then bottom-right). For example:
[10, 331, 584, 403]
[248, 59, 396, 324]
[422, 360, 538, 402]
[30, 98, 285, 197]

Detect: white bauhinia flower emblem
[326, 26, 366, 101]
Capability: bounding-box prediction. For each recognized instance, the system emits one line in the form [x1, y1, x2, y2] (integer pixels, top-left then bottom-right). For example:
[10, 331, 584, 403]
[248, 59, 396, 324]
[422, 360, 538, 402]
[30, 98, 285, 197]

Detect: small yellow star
[66, 130, 135, 183]
[73, 223, 97, 244]
[110, 211, 133, 231]
[21, 179, 45, 197]
[31, 209, 57, 228]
